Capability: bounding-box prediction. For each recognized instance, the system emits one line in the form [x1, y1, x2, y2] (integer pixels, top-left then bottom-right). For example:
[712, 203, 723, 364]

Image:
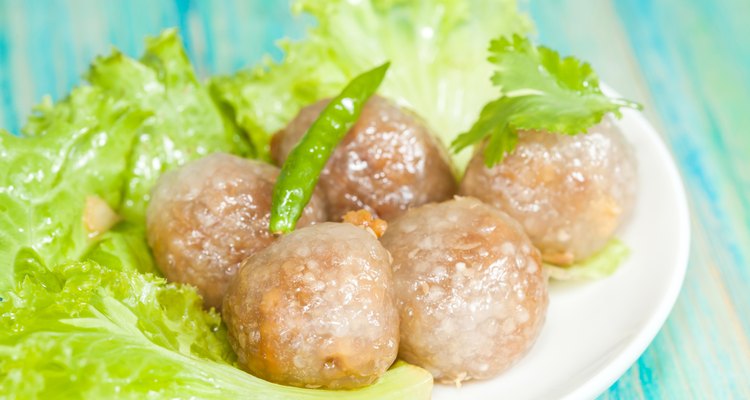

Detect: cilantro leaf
[451, 34, 641, 166]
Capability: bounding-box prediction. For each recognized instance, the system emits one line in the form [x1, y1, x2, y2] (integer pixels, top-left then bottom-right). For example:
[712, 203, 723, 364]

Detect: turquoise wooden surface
[1, 0, 748, 398]
[532, 1, 750, 398]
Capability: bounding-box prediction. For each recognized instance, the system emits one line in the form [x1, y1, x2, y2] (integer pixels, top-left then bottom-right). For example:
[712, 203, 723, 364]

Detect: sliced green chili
[270, 62, 390, 233]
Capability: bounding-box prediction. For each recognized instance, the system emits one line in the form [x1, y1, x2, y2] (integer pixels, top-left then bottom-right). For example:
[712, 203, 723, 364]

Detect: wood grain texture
[1, 0, 748, 398]
[532, 0, 750, 398]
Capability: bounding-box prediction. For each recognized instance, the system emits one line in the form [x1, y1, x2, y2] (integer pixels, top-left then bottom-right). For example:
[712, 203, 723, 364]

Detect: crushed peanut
[342, 209, 388, 238]
[83, 195, 121, 238]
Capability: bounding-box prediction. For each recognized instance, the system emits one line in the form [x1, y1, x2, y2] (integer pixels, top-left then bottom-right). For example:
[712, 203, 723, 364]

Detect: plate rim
[560, 103, 692, 400]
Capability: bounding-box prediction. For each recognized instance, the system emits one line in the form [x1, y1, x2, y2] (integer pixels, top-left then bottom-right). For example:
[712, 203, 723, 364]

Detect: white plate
[432, 104, 691, 399]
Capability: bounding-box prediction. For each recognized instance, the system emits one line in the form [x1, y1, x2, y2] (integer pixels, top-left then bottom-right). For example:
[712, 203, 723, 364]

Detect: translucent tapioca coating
[380, 197, 548, 384]
[146, 153, 327, 310]
[460, 118, 637, 265]
[271, 95, 457, 221]
[222, 222, 399, 389]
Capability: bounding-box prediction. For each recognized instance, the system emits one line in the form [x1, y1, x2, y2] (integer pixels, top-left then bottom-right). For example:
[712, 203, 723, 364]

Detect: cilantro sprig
[451, 34, 641, 167]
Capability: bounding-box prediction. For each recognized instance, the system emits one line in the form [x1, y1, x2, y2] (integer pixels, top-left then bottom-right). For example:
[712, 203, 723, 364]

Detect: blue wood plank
[532, 0, 750, 398]
[0, 0, 308, 131]
[0, 5, 17, 133]
[613, 0, 750, 328]
[612, 0, 750, 397]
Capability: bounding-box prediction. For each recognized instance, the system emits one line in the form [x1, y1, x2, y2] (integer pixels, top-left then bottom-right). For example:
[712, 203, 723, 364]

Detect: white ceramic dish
[431, 104, 691, 399]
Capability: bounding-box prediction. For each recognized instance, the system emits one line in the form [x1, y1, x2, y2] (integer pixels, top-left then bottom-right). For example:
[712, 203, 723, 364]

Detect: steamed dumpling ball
[380, 197, 548, 384]
[222, 222, 399, 389]
[271, 95, 457, 220]
[146, 153, 327, 310]
[461, 118, 637, 264]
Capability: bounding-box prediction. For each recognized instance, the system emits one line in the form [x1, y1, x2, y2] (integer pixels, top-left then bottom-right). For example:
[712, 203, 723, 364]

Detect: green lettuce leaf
[544, 239, 630, 281]
[211, 0, 532, 167]
[0, 89, 153, 291]
[452, 34, 641, 166]
[0, 261, 433, 399]
[85, 29, 252, 222]
[83, 223, 156, 274]
[0, 30, 250, 291]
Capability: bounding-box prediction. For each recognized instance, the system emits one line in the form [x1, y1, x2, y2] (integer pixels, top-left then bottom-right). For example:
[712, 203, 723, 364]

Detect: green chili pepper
[270, 62, 390, 234]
